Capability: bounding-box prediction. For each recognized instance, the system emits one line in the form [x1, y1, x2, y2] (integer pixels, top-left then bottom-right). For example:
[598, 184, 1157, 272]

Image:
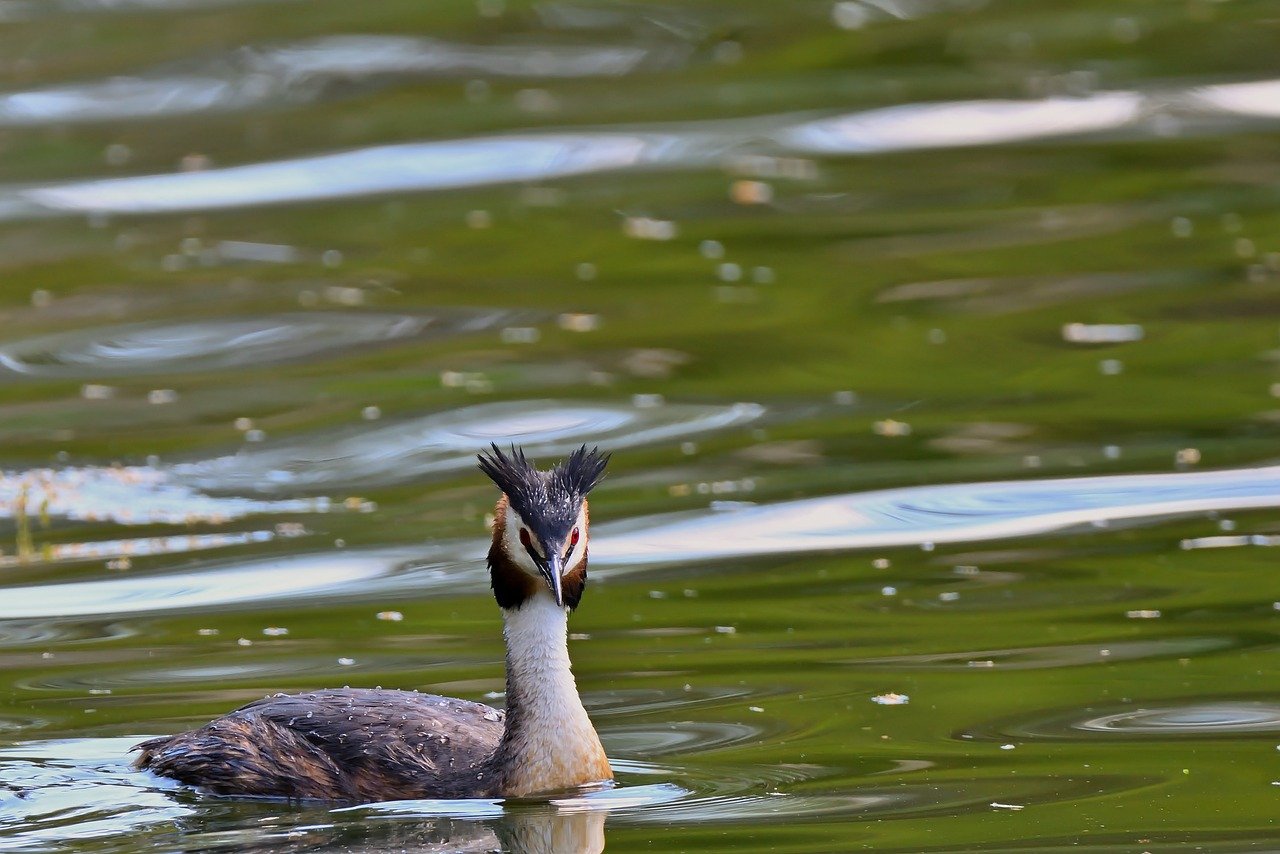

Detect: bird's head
[478, 444, 609, 611]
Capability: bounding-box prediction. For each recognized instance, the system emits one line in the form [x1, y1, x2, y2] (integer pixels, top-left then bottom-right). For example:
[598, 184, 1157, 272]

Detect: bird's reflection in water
[269, 809, 606, 854]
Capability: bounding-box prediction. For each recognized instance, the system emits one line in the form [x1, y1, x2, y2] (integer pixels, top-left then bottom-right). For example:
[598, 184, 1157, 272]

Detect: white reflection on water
[5, 76, 1279, 217]
[0, 36, 675, 126]
[4, 465, 1280, 618]
[22, 133, 686, 215]
[780, 92, 1144, 154]
[0, 549, 420, 619]
[0, 466, 320, 525]
[171, 400, 766, 492]
[591, 465, 1280, 566]
[0, 310, 513, 377]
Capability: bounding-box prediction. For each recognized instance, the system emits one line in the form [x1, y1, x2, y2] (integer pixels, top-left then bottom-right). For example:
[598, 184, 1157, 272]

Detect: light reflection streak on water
[21, 134, 690, 215]
[590, 465, 1280, 566]
[0, 465, 323, 525]
[6, 77, 1280, 217]
[170, 400, 766, 492]
[0, 550, 421, 619]
[4, 465, 1280, 618]
[0, 311, 482, 377]
[0, 37, 673, 126]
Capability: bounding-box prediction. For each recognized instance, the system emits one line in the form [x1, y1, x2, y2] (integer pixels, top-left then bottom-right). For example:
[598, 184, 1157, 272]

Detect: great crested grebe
[134, 444, 613, 802]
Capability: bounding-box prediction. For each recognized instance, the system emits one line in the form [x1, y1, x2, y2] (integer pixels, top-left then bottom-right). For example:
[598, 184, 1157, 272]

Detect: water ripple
[0, 36, 679, 126]
[0, 549, 425, 619]
[593, 465, 1280, 566]
[172, 399, 765, 492]
[0, 310, 512, 377]
[964, 700, 1280, 742]
[847, 637, 1242, 671]
[6, 76, 1280, 217]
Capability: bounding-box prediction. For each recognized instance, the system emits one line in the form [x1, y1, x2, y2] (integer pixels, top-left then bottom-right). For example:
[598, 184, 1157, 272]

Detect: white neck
[497, 594, 610, 795]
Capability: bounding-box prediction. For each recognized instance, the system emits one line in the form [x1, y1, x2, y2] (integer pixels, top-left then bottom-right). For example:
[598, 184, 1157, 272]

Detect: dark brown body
[134, 688, 506, 802]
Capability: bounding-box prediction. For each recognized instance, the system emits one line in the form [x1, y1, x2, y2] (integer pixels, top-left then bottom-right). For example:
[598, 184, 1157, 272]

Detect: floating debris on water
[623, 217, 677, 241]
[872, 693, 910, 705]
[873, 419, 912, 437]
[262, 626, 289, 637]
[1180, 534, 1280, 550]
[1062, 323, 1144, 344]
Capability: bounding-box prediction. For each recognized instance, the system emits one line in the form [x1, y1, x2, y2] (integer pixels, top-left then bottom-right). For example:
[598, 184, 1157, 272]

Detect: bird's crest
[477, 444, 609, 539]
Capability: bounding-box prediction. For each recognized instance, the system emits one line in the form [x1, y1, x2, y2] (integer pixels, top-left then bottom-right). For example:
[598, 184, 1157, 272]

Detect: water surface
[1, 1, 1279, 852]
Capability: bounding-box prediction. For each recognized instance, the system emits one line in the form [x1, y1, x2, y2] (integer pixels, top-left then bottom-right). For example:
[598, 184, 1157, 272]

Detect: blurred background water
[0, 0, 1279, 851]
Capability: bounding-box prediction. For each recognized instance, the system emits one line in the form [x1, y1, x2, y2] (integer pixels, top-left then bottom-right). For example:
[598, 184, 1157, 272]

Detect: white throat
[498, 595, 607, 793]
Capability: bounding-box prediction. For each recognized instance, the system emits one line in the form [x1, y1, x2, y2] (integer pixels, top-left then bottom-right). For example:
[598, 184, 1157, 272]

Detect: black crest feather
[477, 444, 610, 544]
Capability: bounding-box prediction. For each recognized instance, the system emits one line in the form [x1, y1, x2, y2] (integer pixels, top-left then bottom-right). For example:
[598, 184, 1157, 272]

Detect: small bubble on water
[730, 180, 773, 205]
[872, 692, 909, 705]
[939, 591, 960, 602]
[233, 417, 254, 431]
[714, 625, 737, 634]
[680, 442, 698, 455]
[337, 657, 356, 666]
[873, 419, 911, 437]
[632, 393, 665, 408]
[648, 590, 667, 599]
[30, 289, 52, 308]
[500, 326, 540, 344]
[197, 628, 219, 636]
[1000, 743, 1017, 750]
[623, 216, 677, 241]
[262, 626, 289, 637]
[376, 611, 403, 622]
[1099, 358, 1123, 375]
[1171, 217, 1193, 238]
[748, 706, 764, 713]
[1219, 519, 1236, 532]
[832, 390, 858, 406]
[466, 209, 492, 229]
[699, 240, 724, 259]
[147, 389, 178, 405]
[104, 143, 132, 166]
[575, 262, 597, 281]
[320, 249, 344, 268]
[1235, 238, 1256, 258]
[717, 262, 743, 282]
[558, 313, 600, 333]
[751, 266, 775, 284]
[1126, 609, 1162, 619]
[872, 558, 890, 569]
[1103, 444, 1121, 460]
[881, 586, 897, 596]
[1175, 447, 1201, 466]
[927, 328, 947, 344]
[244, 429, 266, 443]
[237, 638, 253, 647]
[80, 384, 115, 400]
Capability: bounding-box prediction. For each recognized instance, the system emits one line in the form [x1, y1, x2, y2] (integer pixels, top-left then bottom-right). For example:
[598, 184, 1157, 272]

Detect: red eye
[570, 527, 580, 547]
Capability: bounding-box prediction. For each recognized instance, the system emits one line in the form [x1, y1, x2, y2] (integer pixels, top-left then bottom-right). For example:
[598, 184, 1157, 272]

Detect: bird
[133, 444, 613, 803]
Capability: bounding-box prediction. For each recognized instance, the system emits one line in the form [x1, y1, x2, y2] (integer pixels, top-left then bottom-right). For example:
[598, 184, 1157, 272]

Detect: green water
[1, 0, 1280, 850]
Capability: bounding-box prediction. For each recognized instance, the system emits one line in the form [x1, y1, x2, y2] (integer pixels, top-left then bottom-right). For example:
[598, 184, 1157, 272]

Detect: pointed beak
[540, 551, 565, 608]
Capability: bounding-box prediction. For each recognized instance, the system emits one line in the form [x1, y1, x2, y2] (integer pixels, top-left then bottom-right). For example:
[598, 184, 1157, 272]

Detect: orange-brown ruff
[134, 444, 612, 802]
